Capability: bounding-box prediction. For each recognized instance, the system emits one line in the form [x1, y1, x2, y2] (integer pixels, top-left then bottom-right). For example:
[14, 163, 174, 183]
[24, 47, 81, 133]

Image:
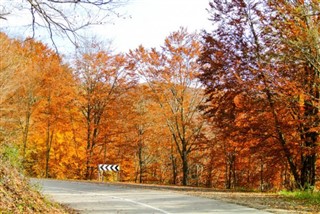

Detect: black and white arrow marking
[98, 164, 120, 172]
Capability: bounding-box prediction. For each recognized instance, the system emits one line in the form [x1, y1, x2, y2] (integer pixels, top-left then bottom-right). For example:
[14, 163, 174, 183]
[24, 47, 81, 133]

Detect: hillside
[0, 158, 71, 213]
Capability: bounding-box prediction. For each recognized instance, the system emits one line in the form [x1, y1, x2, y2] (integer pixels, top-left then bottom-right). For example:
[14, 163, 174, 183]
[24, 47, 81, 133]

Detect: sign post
[98, 164, 120, 182]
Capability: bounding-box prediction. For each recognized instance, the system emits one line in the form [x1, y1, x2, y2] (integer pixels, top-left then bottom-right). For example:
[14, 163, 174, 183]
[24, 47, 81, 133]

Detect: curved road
[32, 179, 271, 214]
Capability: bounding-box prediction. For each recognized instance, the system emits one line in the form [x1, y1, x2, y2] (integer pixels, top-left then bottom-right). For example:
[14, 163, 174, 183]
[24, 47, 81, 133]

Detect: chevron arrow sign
[98, 164, 120, 172]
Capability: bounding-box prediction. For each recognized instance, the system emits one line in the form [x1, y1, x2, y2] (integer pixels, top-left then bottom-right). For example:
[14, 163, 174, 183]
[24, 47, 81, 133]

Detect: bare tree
[0, 0, 127, 50]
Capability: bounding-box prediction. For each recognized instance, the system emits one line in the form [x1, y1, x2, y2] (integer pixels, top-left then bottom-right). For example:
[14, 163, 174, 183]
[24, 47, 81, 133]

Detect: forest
[0, 0, 319, 191]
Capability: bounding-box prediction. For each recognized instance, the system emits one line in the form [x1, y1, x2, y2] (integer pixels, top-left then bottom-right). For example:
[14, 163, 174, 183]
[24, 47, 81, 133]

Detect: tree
[0, 33, 26, 157]
[130, 86, 153, 183]
[5, 39, 42, 164]
[34, 49, 73, 177]
[199, 0, 319, 189]
[124, 85, 174, 184]
[129, 28, 206, 186]
[75, 45, 135, 179]
[267, 0, 320, 189]
[0, 34, 78, 178]
[0, 0, 126, 49]
[14, 39, 76, 178]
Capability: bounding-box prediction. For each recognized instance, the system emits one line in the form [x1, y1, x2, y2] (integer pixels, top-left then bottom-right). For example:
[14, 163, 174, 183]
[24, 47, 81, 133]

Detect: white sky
[100, 0, 212, 52]
[0, 0, 213, 53]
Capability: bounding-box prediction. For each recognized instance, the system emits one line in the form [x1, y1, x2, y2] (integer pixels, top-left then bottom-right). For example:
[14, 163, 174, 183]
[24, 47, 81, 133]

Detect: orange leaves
[131, 27, 202, 87]
[128, 28, 206, 185]
[74, 44, 137, 179]
[3, 9, 320, 189]
[0, 34, 78, 178]
[1, 32, 204, 184]
[199, 0, 320, 189]
[233, 93, 244, 108]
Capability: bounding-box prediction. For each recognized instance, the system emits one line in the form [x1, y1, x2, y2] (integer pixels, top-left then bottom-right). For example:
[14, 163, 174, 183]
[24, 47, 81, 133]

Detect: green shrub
[0, 143, 22, 169]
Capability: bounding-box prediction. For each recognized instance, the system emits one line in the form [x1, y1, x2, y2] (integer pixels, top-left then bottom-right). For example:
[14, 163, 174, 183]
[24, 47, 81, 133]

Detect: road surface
[31, 179, 271, 214]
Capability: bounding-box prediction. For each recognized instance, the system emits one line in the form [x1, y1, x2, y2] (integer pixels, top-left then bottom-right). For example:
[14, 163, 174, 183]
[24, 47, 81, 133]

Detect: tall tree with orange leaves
[31, 45, 74, 177]
[0, 33, 26, 150]
[129, 28, 206, 186]
[75, 44, 136, 179]
[0, 34, 77, 179]
[16, 39, 76, 178]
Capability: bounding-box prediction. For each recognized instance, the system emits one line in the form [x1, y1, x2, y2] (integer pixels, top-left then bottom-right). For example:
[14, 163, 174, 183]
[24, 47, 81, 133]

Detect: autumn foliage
[0, 0, 319, 191]
[198, 0, 320, 190]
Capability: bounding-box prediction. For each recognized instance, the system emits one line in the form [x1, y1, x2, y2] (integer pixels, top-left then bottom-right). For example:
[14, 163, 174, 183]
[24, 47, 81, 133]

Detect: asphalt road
[31, 179, 271, 214]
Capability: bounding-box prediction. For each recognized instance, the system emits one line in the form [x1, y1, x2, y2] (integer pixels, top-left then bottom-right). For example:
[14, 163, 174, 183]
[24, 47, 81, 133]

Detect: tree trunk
[260, 157, 264, 192]
[232, 154, 236, 189]
[300, 78, 318, 188]
[45, 129, 54, 178]
[138, 144, 143, 183]
[206, 154, 214, 188]
[182, 150, 188, 186]
[45, 93, 53, 178]
[263, 80, 301, 188]
[22, 110, 31, 162]
[85, 138, 91, 179]
[226, 161, 231, 189]
[300, 131, 317, 188]
[85, 147, 94, 180]
[170, 153, 177, 185]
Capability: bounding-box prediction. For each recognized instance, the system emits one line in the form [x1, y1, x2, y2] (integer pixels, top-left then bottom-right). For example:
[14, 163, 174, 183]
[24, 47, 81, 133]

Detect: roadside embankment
[0, 158, 74, 213]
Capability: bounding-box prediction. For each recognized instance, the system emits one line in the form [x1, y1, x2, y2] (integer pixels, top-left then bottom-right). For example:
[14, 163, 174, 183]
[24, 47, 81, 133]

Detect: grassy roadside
[279, 190, 320, 206]
[184, 190, 320, 214]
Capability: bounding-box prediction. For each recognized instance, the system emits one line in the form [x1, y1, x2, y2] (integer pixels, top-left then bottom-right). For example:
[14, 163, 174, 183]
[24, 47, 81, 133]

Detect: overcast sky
[0, 0, 213, 53]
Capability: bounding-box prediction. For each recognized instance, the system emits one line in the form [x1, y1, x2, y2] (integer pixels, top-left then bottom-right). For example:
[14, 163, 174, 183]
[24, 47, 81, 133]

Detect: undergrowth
[279, 189, 320, 206]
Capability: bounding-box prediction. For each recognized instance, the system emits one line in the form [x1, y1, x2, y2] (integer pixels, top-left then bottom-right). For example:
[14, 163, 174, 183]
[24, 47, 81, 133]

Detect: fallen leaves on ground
[0, 159, 74, 214]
